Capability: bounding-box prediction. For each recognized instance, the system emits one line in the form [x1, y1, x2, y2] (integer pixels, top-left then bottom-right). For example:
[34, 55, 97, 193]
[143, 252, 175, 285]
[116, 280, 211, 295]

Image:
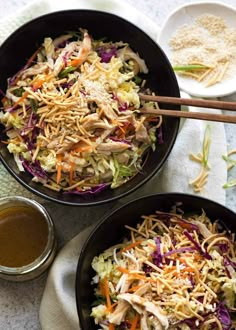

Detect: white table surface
[0, 0, 236, 329]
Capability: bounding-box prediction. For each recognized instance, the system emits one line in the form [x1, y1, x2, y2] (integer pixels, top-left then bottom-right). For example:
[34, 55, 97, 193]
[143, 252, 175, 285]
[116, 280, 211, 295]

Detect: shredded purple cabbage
[143, 264, 152, 274]
[163, 246, 195, 257]
[22, 159, 47, 180]
[157, 125, 164, 144]
[118, 103, 128, 112]
[62, 51, 68, 66]
[189, 273, 195, 287]
[63, 183, 108, 195]
[216, 243, 230, 254]
[223, 256, 236, 278]
[178, 317, 199, 329]
[109, 137, 131, 145]
[151, 237, 162, 267]
[177, 219, 199, 232]
[217, 303, 232, 330]
[224, 256, 236, 268]
[118, 321, 131, 329]
[183, 230, 212, 260]
[97, 46, 117, 63]
[0, 88, 6, 98]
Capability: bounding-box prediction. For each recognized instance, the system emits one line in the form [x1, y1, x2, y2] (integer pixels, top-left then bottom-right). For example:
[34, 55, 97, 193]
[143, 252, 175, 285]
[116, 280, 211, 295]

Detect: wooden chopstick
[139, 93, 236, 111]
[140, 107, 236, 124]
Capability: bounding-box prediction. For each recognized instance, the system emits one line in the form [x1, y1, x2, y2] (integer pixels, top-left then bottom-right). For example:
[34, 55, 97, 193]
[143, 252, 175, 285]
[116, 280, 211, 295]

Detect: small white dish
[158, 1, 236, 98]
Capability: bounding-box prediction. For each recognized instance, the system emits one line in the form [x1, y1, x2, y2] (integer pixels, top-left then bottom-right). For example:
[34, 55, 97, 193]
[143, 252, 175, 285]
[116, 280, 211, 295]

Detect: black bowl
[76, 193, 236, 329]
[0, 10, 180, 206]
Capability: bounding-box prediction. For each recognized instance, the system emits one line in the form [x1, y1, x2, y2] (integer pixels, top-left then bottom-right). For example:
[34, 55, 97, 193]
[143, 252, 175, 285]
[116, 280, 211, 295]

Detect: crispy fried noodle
[91, 209, 236, 329]
[0, 30, 162, 194]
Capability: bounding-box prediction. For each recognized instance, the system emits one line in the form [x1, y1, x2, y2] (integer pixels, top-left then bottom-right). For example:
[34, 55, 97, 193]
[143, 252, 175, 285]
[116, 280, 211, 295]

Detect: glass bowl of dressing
[0, 196, 56, 281]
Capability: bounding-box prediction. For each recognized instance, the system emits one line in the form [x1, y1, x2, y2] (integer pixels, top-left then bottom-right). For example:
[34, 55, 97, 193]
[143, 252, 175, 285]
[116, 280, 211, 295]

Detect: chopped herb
[29, 99, 38, 112]
[132, 75, 142, 84]
[12, 87, 25, 97]
[58, 66, 76, 78]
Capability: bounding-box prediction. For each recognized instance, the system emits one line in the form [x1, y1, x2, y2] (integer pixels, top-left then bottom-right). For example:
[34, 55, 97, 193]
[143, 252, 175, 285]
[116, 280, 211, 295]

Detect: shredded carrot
[99, 280, 106, 296]
[183, 267, 195, 273]
[145, 116, 159, 122]
[32, 73, 52, 91]
[12, 91, 29, 109]
[108, 324, 115, 330]
[127, 284, 144, 292]
[164, 266, 177, 273]
[69, 59, 82, 67]
[117, 121, 131, 138]
[147, 242, 157, 249]
[117, 266, 130, 274]
[69, 162, 75, 186]
[56, 154, 63, 184]
[130, 274, 155, 283]
[178, 257, 190, 266]
[120, 240, 144, 253]
[11, 46, 43, 85]
[1, 96, 7, 103]
[130, 313, 139, 330]
[106, 302, 118, 312]
[74, 145, 92, 153]
[32, 79, 45, 90]
[27, 46, 42, 66]
[104, 276, 112, 309]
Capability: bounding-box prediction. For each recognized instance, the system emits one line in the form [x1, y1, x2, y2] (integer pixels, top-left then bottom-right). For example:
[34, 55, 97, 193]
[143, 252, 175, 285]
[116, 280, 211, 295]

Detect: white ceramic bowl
[158, 1, 236, 98]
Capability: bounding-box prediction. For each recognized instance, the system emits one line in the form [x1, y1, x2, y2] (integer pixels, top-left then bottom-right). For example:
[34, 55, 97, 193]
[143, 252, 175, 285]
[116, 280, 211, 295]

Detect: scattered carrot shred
[108, 324, 115, 330]
[56, 154, 63, 184]
[12, 91, 29, 109]
[104, 276, 112, 309]
[120, 240, 144, 253]
[130, 313, 139, 330]
[127, 284, 144, 292]
[117, 266, 130, 274]
[69, 59, 82, 67]
[74, 145, 92, 153]
[69, 162, 75, 186]
[106, 302, 118, 312]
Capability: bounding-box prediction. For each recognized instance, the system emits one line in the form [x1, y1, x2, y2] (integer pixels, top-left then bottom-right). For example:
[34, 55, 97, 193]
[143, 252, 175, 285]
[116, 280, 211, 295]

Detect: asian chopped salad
[0, 30, 162, 194]
[91, 209, 236, 329]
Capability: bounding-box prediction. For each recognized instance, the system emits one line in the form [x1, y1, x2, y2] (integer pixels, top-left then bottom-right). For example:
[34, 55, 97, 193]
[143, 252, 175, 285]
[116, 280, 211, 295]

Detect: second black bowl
[76, 193, 236, 328]
[0, 10, 180, 206]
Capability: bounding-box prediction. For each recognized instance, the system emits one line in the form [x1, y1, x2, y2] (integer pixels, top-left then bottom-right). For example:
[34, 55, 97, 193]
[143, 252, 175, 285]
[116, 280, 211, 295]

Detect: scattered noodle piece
[189, 125, 211, 192]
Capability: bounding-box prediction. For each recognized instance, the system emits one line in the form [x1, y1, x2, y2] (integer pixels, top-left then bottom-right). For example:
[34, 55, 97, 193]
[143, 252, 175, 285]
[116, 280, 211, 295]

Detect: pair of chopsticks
[139, 94, 236, 124]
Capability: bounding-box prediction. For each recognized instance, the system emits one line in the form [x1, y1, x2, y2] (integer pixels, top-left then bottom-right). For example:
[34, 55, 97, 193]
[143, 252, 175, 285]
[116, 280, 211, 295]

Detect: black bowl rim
[75, 192, 236, 327]
[0, 9, 180, 206]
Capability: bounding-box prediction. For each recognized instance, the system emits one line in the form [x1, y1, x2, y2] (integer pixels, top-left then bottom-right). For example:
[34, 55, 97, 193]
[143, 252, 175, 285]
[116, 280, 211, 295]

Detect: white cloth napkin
[0, 0, 227, 329]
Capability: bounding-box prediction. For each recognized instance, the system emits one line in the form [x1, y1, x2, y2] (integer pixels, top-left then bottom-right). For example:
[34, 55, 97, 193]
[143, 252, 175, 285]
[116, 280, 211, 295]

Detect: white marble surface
[0, 0, 235, 329]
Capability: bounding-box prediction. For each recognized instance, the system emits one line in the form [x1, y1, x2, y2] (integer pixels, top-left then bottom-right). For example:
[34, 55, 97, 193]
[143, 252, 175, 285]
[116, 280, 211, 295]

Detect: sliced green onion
[132, 75, 142, 84]
[223, 179, 236, 189]
[58, 66, 76, 78]
[12, 87, 25, 97]
[29, 99, 38, 112]
[222, 155, 236, 166]
[173, 64, 209, 71]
